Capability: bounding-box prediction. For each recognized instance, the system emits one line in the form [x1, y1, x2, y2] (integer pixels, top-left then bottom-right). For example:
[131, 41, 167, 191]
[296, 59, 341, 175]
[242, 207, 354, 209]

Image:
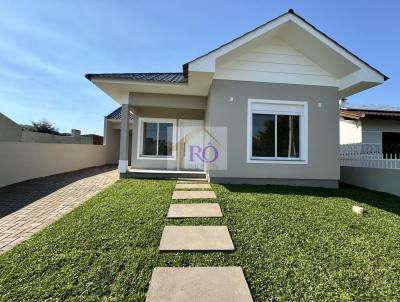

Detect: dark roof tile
[86, 72, 185, 83]
[106, 106, 134, 120]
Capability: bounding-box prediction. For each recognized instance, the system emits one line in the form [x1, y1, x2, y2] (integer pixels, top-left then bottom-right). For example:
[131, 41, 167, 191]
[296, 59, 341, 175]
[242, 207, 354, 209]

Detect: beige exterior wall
[341, 166, 400, 197]
[0, 142, 107, 188]
[206, 80, 340, 183]
[339, 118, 362, 144]
[20, 131, 94, 144]
[0, 113, 22, 142]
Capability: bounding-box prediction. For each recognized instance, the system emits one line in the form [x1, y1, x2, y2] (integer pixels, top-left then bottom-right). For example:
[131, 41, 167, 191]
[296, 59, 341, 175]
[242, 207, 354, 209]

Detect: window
[139, 118, 176, 159]
[382, 132, 400, 158]
[247, 99, 307, 163]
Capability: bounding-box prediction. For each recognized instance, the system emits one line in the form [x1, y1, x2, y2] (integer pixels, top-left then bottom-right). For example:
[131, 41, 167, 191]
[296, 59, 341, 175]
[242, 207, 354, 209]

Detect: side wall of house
[361, 119, 400, 145]
[207, 80, 340, 187]
[104, 120, 132, 164]
[339, 117, 362, 144]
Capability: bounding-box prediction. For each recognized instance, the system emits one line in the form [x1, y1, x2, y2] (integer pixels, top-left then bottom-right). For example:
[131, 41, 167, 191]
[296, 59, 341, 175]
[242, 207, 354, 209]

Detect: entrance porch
[117, 93, 207, 176]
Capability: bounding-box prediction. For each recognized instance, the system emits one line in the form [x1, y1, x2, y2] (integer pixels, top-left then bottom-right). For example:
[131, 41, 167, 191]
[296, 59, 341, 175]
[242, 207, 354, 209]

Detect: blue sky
[1, 0, 399, 135]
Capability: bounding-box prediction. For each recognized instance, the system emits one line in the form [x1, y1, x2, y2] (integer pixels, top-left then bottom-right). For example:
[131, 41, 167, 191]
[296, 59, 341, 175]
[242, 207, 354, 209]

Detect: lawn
[0, 179, 399, 301]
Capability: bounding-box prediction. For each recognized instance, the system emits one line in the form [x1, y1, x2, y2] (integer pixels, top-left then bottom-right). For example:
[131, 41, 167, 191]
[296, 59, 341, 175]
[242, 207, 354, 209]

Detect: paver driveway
[0, 165, 118, 253]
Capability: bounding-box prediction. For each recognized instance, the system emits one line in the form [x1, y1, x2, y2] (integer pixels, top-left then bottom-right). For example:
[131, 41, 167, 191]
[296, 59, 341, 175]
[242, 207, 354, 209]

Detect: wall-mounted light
[229, 97, 234, 103]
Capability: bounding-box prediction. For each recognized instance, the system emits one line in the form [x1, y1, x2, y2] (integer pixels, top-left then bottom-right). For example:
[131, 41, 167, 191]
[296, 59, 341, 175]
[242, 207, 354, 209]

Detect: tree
[30, 119, 60, 135]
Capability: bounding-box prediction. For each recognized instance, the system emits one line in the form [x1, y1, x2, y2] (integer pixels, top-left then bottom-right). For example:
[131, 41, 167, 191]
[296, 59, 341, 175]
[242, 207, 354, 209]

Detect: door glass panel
[252, 114, 275, 157]
[158, 123, 173, 156]
[142, 122, 157, 155]
[277, 115, 300, 158]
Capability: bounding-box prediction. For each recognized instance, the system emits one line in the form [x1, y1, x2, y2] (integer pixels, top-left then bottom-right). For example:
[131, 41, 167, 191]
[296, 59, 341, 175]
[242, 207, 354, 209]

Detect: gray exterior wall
[0, 113, 22, 142]
[206, 80, 340, 184]
[361, 119, 400, 144]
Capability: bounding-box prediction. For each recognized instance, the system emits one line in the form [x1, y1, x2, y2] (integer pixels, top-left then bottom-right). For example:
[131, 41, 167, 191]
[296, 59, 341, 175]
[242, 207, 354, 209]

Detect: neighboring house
[0, 112, 103, 145]
[340, 106, 400, 154]
[87, 9, 387, 188]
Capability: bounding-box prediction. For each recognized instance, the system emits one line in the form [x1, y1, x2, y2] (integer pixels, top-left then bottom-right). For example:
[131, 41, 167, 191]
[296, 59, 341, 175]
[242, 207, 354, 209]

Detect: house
[340, 106, 400, 154]
[86, 9, 387, 188]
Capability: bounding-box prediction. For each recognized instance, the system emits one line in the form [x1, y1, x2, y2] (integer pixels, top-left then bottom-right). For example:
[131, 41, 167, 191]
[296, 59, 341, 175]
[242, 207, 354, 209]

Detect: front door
[179, 120, 204, 170]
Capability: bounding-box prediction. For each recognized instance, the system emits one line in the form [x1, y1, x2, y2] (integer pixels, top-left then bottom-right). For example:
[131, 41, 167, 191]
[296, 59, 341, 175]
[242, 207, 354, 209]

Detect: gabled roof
[86, 9, 387, 102]
[185, 9, 388, 80]
[340, 107, 400, 120]
[86, 72, 185, 83]
[106, 107, 134, 120]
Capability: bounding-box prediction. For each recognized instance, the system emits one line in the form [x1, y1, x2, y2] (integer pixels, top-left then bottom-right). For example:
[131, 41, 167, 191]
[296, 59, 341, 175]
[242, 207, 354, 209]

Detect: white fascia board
[289, 17, 385, 81]
[338, 69, 385, 97]
[339, 69, 384, 91]
[188, 15, 292, 73]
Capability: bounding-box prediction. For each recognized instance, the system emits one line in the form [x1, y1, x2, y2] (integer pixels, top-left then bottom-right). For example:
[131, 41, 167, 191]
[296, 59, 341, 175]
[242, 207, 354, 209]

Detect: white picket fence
[340, 143, 400, 169]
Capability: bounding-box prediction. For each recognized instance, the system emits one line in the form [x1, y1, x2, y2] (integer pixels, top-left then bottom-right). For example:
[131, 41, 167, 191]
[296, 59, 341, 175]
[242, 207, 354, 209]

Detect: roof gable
[187, 9, 387, 97]
[214, 37, 338, 87]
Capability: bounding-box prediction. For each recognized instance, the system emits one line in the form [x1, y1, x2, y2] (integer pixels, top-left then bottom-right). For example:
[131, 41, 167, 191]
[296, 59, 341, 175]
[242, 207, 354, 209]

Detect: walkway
[146, 178, 253, 301]
[0, 166, 118, 253]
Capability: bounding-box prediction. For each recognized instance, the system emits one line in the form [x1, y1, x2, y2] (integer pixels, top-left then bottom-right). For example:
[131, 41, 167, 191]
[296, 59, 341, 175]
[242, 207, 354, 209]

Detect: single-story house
[340, 106, 400, 154]
[86, 9, 387, 188]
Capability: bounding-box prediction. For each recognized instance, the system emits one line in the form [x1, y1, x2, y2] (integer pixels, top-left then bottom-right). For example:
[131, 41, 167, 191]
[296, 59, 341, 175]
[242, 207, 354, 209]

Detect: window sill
[137, 156, 176, 161]
[247, 158, 308, 164]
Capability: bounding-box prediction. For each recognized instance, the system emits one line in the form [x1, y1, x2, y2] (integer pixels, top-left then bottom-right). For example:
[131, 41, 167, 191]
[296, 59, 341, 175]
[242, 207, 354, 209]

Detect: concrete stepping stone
[146, 267, 253, 302]
[167, 203, 223, 218]
[172, 190, 216, 199]
[177, 177, 208, 181]
[175, 183, 211, 189]
[159, 226, 234, 251]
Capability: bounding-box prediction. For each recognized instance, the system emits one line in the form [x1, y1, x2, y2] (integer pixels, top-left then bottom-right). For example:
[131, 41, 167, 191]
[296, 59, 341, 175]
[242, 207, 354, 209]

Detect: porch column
[118, 103, 130, 173]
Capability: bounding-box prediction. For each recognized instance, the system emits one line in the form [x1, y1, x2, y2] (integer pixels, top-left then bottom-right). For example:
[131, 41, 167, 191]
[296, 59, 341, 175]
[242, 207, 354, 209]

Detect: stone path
[146, 177, 253, 301]
[167, 203, 222, 218]
[0, 166, 118, 253]
[159, 226, 234, 251]
[146, 267, 253, 302]
[175, 183, 211, 189]
[172, 190, 216, 199]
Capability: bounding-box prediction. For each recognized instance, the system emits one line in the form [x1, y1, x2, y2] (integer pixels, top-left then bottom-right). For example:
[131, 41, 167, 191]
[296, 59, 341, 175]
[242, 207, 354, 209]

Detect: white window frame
[247, 99, 308, 164]
[137, 117, 177, 160]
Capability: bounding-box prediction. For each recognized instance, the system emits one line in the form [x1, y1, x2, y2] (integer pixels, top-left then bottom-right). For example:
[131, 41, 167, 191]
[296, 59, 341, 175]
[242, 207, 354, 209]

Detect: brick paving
[0, 166, 118, 253]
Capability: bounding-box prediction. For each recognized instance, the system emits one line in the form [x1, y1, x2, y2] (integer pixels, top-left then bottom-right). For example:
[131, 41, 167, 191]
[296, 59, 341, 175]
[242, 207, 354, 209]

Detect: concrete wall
[0, 142, 107, 188]
[207, 80, 340, 185]
[20, 131, 94, 144]
[361, 119, 400, 145]
[0, 113, 22, 142]
[341, 166, 400, 196]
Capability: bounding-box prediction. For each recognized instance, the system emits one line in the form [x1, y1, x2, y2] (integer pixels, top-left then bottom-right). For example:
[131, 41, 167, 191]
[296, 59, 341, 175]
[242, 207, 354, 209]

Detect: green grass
[0, 180, 399, 301]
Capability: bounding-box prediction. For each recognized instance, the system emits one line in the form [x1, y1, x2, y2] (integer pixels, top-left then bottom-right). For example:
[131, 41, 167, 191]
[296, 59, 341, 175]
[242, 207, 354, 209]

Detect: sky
[0, 0, 399, 135]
